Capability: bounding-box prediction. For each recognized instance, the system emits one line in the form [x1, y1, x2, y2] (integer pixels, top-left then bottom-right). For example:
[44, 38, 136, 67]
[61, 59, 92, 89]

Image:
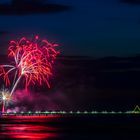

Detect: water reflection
[0, 115, 140, 140]
[0, 116, 59, 140]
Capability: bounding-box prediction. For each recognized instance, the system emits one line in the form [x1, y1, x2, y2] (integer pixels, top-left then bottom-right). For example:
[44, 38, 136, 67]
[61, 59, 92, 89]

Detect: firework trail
[0, 36, 59, 97]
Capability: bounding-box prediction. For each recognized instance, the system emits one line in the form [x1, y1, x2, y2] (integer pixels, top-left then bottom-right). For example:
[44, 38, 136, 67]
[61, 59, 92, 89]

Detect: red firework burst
[0, 36, 59, 96]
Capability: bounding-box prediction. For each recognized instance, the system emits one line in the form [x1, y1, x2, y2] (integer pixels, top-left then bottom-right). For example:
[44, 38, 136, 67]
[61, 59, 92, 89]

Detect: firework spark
[0, 88, 11, 113]
[0, 36, 59, 96]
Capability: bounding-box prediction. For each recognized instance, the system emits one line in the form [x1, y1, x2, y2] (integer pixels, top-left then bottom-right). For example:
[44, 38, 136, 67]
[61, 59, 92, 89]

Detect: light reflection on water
[0, 116, 60, 140]
[1, 115, 139, 140]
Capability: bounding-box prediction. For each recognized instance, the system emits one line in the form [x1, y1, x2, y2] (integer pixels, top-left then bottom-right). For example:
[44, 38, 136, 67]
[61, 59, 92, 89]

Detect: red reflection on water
[1, 132, 56, 139]
[4, 124, 56, 132]
[3, 115, 60, 123]
[0, 116, 60, 139]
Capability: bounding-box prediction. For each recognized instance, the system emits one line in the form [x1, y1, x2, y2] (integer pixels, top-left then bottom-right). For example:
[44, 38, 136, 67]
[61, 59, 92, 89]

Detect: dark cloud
[1, 56, 140, 112]
[120, 0, 140, 5]
[0, 31, 10, 55]
[0, 31, 8, 35]
[0, 0, 72, 15]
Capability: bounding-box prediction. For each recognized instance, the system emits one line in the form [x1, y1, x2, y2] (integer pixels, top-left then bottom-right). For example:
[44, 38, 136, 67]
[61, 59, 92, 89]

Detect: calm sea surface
[0, 115, 140, 140]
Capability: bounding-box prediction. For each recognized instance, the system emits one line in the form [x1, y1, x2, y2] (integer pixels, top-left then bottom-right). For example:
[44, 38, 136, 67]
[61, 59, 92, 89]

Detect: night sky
[0, 0, 140, 112]
[0, 0, 140, 57]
